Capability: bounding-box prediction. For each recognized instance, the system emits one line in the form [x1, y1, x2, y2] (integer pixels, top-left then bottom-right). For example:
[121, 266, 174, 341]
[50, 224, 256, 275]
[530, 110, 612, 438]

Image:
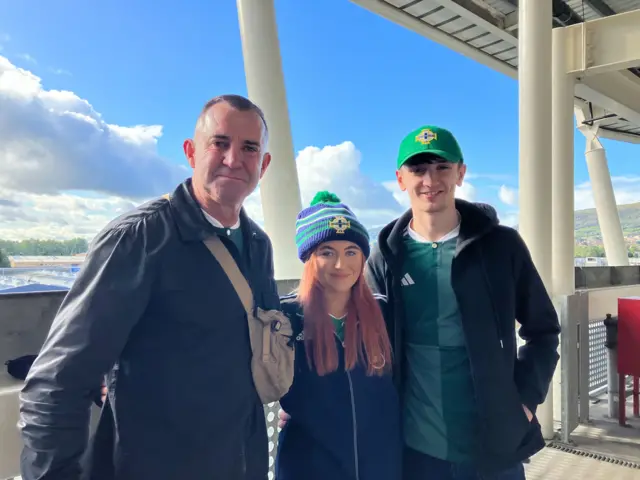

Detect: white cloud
[50, 67, 72, 76]
[574, 176, 640, 210]
[498, 185, 518, 206]
[0, 55, 409, 241]
[1, 141, 407, 241]
[0, 187, 139, 241]
[0, 55, 189, 199]
[17, 53, 36, 64]
[494, 175, 640, 227]
[244, 141, 406, 228]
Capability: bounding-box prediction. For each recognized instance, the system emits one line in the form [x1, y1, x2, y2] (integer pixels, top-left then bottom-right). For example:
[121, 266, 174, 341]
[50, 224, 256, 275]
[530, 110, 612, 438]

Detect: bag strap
[203, 236, 253, 315]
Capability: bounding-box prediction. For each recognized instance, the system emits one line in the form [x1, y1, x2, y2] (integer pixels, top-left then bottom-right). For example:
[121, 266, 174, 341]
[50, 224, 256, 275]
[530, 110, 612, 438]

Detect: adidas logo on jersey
[400, 273, 415, 286]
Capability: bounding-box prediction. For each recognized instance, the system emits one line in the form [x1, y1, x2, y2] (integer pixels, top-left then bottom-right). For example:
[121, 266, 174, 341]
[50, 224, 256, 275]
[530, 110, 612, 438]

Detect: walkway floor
[525, 394, 640, 479]
[525, 446, 640, 479]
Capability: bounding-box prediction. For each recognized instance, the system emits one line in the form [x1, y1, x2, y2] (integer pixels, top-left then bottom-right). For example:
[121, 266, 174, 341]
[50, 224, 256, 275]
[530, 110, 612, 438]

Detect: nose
[222, 144, 243, 169]
[421, 167, 438, 185]
[334, 255, 344, 269]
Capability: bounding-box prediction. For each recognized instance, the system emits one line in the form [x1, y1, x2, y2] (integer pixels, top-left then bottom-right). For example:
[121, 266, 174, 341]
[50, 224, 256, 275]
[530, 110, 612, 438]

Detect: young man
[365, 126, 560, 480]
[19, 95, 279, 480]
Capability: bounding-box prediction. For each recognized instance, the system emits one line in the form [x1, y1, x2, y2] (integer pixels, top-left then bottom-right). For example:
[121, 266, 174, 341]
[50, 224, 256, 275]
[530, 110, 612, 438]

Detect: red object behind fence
[617, 298, 640, 425]
[618, 297, 640, 377]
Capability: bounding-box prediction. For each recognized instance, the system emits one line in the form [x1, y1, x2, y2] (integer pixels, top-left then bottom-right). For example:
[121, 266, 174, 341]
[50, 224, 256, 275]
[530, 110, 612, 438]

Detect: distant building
[0, 283, 69, 294]
[8, 254, 86, 269]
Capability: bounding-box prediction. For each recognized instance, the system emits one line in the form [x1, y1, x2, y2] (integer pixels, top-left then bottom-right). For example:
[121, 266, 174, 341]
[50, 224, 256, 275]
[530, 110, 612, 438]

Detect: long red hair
[296, 257, 392, 376]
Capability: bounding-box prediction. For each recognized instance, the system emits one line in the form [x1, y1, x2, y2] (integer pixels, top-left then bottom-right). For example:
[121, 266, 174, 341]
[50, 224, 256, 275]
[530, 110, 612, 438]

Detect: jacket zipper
[241, 442, 247, 475]
[346, 370, 360, 480]
[336, 332, 360, 480]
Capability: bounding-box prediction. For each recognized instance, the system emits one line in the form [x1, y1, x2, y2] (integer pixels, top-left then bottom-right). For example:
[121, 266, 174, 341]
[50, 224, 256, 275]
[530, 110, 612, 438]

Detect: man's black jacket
[19, 179, 279, 480]
[365, 199, 560, 473]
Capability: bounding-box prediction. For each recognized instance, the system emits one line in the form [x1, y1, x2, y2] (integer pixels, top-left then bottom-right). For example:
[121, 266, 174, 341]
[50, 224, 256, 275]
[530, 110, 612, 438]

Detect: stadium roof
[351, 0, 640, 143]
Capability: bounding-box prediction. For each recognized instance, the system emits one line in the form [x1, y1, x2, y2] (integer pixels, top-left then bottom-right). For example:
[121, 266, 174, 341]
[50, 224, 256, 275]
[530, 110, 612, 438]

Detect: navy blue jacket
[275, 295, 402, 480]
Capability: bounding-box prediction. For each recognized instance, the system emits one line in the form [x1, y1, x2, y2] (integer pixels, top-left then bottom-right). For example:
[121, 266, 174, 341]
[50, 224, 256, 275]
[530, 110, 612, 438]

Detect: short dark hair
[198, 94, 268, 137]
[403, 152, 463, 167]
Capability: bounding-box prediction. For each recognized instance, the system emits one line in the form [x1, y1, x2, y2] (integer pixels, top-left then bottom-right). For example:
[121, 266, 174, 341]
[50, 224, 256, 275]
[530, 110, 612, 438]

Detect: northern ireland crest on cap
[415, 128, 437, 145]
[329, 216, 350, 234]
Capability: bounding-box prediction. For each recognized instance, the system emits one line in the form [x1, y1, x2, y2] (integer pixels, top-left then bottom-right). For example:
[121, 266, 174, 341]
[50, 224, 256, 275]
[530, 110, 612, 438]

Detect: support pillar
[237, 0, 303, 280]
[583, 134, 629, 266]
[552, 27, 576, 296]
[552, 26, 576, 440]
[518, 0, 555, 440]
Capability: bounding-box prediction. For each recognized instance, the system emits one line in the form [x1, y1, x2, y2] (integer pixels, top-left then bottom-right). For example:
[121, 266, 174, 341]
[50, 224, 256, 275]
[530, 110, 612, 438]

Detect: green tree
[0, 238, 88, 256]
[575, 245, 605, 257]
[0, 248, 10, 268]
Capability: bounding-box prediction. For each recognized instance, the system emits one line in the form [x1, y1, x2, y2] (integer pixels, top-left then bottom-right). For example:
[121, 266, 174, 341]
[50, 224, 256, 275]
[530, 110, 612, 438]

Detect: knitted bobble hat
[295, 191, 370, 262]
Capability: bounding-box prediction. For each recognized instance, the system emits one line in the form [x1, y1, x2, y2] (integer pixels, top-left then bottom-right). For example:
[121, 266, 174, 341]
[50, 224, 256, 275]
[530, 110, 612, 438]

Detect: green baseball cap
[396, 125, 464, 169]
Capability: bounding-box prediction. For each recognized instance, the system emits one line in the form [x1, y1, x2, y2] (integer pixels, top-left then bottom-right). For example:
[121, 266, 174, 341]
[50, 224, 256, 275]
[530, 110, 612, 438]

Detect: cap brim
[398, 149, 462, 168]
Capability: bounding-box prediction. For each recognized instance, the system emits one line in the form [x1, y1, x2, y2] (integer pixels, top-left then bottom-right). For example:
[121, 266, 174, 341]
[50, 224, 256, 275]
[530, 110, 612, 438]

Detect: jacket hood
[376, 199, 500, 260]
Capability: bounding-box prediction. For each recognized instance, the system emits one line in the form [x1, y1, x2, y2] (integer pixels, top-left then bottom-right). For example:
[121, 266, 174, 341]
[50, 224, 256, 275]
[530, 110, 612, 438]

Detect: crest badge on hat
[329, 216, 350, 234]
[415, 128, 437, 145]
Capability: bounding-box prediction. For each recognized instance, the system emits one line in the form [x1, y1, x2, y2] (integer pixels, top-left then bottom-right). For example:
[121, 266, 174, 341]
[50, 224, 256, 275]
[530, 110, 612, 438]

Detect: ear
[183, 139, 196, 169]
[396, 169, 407, 192]
[259, 152, 272, 179]
[456, 163, 467, 187]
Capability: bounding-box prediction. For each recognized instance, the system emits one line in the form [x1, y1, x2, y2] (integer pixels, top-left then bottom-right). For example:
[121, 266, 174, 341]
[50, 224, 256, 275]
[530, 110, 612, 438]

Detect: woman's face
[313, 240, 364, 293]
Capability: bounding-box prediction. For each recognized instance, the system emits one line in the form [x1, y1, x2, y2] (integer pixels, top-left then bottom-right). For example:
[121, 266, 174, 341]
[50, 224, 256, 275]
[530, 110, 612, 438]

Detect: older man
[19, 95, 279, 480]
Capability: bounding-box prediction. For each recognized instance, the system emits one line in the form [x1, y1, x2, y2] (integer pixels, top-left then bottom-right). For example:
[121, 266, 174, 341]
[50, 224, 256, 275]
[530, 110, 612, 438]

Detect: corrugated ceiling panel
[606, 0, 640, 13]
[564, 0, 601, 20]
[482, 0, 517, 16]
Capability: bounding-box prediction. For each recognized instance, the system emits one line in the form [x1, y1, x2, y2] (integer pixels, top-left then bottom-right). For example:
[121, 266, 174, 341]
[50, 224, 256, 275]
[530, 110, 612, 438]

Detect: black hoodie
[365, 199, 560, 473]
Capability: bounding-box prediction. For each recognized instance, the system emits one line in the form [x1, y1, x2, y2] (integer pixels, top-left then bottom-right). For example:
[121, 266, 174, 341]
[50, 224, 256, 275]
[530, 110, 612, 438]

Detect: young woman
[275, 191, 402, 480]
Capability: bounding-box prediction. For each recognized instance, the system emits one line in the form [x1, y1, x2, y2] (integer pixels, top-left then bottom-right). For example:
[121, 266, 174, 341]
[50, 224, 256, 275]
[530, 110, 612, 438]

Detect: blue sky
[1, 0, 639, 239]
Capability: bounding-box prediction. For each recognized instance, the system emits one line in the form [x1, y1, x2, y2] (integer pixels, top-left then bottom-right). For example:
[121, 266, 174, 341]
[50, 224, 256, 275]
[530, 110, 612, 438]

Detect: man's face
[396, 157, 466, 214]
[183, 102, 271, 207]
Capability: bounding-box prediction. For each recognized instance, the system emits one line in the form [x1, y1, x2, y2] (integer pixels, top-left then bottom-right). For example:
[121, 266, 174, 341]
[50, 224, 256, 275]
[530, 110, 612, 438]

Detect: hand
[101, 384, 107, 404]
[523, 405, 533, 422]
[278, 409, 290, 429]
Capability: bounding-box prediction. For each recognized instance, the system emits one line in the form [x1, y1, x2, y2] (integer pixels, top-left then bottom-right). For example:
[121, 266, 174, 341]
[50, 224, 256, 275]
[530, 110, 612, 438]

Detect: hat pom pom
[310, 191, 341, 206]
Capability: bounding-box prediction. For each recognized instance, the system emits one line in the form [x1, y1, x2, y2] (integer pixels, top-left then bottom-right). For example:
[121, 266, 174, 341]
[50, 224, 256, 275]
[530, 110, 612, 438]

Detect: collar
[166, 178, 260, 243]
[201, 209, 241, 230]
[379, 199, 497, 261]
[406, 211, 461, 243]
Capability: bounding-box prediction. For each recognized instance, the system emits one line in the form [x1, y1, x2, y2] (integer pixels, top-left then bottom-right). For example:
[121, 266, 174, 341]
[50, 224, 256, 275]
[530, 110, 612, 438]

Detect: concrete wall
[0, 291, 66, 366]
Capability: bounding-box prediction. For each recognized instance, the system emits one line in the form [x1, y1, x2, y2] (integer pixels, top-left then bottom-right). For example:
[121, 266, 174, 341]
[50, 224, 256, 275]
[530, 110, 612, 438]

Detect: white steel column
[552, 27, 576, 296]
[237, 0, 303, 280]
[518, 0, 555, 439]
[583, 134, 629, 266]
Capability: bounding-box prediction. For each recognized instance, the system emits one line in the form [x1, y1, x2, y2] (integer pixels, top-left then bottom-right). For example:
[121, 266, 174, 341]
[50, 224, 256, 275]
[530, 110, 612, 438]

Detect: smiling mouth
[331, 274, 351, 279]
[420, 191, 443, 199]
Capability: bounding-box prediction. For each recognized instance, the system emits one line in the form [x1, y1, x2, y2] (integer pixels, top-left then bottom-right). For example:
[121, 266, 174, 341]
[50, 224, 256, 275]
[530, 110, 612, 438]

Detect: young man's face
[396, 156, 466, 214]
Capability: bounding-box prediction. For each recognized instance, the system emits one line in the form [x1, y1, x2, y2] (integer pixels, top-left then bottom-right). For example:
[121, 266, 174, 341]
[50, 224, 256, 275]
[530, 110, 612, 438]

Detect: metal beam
[564, 10, 640, 76]
[575, 70, 640, 127]
[349, 0, 518, 79]
[584, 0, 616, 17]
[436, 0, 517, 44]
[574, 99, 640, 144]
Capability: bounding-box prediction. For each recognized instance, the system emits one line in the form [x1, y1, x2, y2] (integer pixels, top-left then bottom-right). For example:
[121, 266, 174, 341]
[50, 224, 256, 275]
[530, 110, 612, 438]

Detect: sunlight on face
[396, 158, 466, 214]
[313, 240, 364, 293]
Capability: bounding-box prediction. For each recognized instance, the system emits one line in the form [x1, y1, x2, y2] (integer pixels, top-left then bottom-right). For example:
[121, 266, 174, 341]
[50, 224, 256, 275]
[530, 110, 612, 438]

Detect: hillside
[575, 202, 640, 241]
[366, 203, 640, 244]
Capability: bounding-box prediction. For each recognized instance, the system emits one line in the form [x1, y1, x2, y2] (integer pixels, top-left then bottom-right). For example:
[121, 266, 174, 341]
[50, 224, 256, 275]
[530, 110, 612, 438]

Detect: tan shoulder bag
[203, 237, 295, 404]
